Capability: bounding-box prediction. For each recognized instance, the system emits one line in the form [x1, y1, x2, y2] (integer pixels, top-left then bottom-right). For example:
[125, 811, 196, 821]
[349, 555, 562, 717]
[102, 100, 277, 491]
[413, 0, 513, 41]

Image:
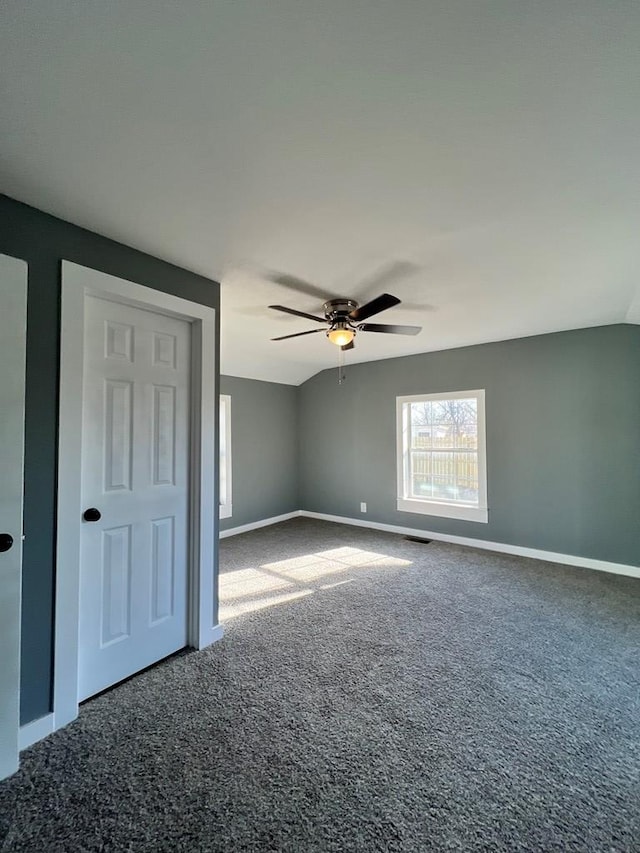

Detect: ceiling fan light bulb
[327, 327, 354, 347]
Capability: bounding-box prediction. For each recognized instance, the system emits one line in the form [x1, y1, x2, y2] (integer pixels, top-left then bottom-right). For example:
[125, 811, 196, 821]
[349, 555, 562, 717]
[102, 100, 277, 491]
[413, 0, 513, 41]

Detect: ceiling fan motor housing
[323, 299, 358, 327]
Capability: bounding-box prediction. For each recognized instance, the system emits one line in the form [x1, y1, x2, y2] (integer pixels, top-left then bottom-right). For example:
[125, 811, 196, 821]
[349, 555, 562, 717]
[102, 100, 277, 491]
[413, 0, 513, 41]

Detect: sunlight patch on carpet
[220, 547, 412, 620]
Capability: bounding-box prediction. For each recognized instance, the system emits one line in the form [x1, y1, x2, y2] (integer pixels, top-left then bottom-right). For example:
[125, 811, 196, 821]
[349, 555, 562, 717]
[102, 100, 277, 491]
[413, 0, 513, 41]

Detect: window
[219, 395, 232, 519]
[396, 390, 487, 523]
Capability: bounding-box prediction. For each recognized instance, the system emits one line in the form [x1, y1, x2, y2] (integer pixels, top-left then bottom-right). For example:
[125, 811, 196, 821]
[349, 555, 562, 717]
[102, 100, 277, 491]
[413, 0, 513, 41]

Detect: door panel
[101, 525, 132, 645]
[104, 379, 133, 491]
[78, 296, 190, 700]
[0, 255, 27, 780]
[152, 385, 176, 485]
[151, 516, 175, 623]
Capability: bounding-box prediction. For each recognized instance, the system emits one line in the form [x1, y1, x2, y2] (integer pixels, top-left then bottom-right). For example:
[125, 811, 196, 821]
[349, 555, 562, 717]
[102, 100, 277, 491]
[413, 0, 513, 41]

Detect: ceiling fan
[269, 293, 422, 350]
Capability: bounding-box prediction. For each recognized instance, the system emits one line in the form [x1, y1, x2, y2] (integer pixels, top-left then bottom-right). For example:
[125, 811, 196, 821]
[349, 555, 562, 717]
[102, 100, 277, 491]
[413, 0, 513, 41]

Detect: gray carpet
[1, 518, 639, 852]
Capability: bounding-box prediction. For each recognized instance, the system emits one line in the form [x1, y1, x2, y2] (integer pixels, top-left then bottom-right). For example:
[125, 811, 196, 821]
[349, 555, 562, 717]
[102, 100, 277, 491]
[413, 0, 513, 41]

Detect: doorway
[54, 262, 221, 731]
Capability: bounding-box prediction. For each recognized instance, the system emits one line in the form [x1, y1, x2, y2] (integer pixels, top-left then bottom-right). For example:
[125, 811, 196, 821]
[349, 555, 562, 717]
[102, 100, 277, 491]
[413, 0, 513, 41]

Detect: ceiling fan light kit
[327, 324, 355, 347]
[323, 299, 358, 347]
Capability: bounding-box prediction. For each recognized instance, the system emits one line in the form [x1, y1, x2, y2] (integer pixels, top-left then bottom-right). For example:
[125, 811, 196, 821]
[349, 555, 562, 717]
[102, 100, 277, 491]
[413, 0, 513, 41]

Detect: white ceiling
[1, 1, 639, 385]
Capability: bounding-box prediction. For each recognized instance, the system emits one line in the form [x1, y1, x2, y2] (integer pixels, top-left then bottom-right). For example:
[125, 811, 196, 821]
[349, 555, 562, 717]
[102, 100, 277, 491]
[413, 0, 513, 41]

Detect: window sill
[219, 504, 233, 520]
[397, 497, 488, 524]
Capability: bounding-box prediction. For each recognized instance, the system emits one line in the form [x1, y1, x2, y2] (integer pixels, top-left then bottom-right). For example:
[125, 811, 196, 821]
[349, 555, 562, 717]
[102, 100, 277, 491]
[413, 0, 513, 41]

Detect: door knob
[0, 533, 14, 552]
[83, 508, 102, 522]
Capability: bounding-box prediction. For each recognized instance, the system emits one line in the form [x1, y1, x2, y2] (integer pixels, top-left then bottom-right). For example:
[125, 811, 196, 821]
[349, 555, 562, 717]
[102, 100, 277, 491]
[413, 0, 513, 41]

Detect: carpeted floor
[1, 518, 639, 852]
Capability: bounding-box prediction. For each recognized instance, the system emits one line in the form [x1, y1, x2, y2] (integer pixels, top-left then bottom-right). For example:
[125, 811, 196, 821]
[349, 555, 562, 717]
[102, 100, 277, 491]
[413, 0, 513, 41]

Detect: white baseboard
[219, 511, 301, 539]
[20, 627, 226, 750]
[198, 623, 225, 649]
[219, 506, 640, 578]
[299, 510, 640, 579]
[19, 713, 54, 751]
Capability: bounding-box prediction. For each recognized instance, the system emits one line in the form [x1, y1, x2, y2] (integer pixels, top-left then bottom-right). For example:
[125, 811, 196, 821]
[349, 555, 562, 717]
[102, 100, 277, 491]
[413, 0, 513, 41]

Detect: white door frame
[0, 255, 28, 779]
[54, 261, 222, 731]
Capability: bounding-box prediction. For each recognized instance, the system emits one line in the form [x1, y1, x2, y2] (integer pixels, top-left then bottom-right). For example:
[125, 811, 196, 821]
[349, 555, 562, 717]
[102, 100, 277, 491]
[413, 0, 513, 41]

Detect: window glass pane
[405, 397, 479, 506]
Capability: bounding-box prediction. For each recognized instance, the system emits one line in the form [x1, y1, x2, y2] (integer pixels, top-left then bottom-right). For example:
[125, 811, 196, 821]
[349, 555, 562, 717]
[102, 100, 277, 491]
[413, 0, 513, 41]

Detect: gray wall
[298, 325, 640, 567]
[219, 376, 298, 531]
[1, 194, 220, 724]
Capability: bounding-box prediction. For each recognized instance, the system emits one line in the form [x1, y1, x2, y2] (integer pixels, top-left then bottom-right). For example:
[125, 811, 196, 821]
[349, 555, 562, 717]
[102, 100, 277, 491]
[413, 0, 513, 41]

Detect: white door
[78, 296, 191, 700]
[0, 255, 27, 780]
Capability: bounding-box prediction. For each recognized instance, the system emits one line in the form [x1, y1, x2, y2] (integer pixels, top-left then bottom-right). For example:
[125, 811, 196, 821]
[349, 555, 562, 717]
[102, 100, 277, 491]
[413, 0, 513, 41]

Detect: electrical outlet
[360, 502, 367, 513]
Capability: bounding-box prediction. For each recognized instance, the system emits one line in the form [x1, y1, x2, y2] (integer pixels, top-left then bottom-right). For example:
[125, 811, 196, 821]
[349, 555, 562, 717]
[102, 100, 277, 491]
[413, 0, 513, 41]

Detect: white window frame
[219, 394, 232, 519]
[396, 389, 488, 523]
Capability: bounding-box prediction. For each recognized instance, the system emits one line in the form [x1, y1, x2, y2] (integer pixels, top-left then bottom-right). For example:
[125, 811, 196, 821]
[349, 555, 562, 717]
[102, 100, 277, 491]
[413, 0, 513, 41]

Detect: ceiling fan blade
[269, 304, 326, 323]
[353, 261, 420, 299]
[271, 329, 326, 341]
[267, 273, 336, 302]
[341, 340, 355, 351]
[359, 323, 421, 335]
[349, 293, 401, 322]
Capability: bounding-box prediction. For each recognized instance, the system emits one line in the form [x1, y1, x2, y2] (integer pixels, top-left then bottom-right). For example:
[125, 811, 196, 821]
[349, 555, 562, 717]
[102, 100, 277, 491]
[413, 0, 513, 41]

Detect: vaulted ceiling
[1, 1, 639, 384]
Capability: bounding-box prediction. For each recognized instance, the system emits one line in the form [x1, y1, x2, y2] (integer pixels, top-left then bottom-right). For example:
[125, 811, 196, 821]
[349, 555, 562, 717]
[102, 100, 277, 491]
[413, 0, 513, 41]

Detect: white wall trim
[0, 255, 28, 782]
[396, 497, 488, 523]
[198, 624, 225, 647]
[298, 511, 640, 579]
[19, 713, 55, 752]
[220, 507, 639, 577]
[55, 261, 220, 734]
[219, 511, 301, 539]
[18, 625, 224, 750]
[219, 394, 232, 519]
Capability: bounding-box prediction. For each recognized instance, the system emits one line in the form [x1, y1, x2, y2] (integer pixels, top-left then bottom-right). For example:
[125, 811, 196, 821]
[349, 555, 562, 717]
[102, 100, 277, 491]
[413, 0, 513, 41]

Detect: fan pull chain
[337, 346, 346, 384]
